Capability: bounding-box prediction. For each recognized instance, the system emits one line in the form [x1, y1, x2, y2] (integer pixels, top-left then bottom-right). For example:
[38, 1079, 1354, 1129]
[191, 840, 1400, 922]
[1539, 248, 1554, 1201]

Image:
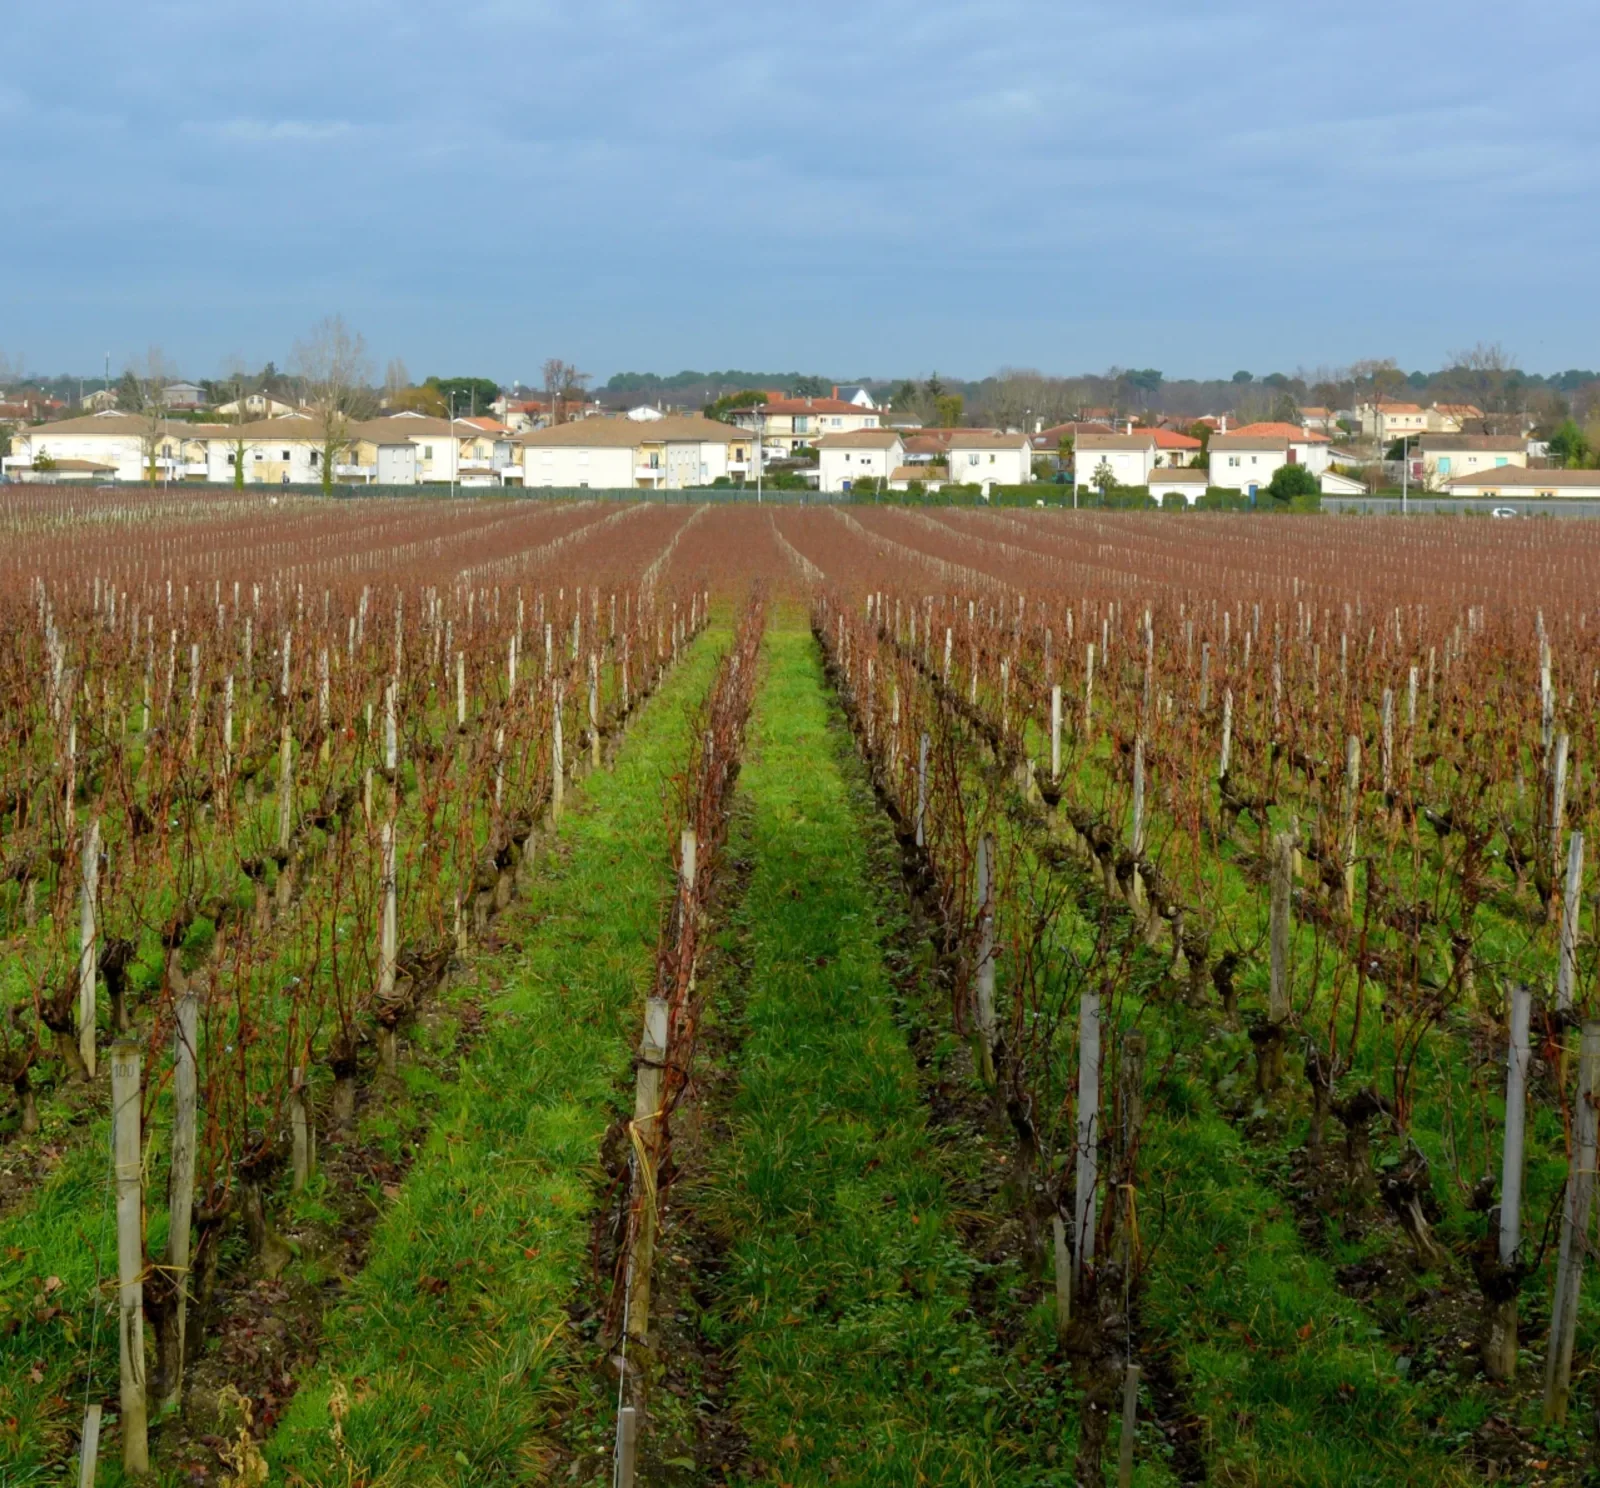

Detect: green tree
[1265, 462, 1319, 508]
[426, 376, 500, 416]
[1092, 458, 1118, 497]
[1270, 391, 1300, 424]
[792, 375, 826, 397]
[1232, 370, 1253, 384]
[705, 389, 767, 421]
[934, 393, 963, 428]
[1547, 417, 1591, 468]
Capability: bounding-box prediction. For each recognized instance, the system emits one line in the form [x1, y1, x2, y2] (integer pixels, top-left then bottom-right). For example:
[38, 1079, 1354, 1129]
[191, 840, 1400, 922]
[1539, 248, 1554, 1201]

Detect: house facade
[520, 415, 749, 490]
[1074, 432, 1158, 491]
[945, 431, 1032, 489]
[815, 430, 905, 492]
[1441, 468, 1600, 499]
[1417, 434, 1526, 486]
[1208, 423, 1331, 494]
[730, 397, 880, 455]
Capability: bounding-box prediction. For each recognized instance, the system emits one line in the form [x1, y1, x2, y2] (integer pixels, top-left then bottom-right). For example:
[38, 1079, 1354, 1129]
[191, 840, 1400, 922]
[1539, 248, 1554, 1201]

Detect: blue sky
[3, 0, 1595, 385]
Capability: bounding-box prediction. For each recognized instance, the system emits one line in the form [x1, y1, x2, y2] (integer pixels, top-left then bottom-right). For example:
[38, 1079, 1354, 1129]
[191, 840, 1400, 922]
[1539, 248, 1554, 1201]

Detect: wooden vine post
[973, 833, 998, 1085]
[589, 652, 601, 768]
[1340, 735, 1360, 916]
[551, 682, 565, 822]
[78, 819, 100, 1079]
[625, 994, 669, 1344]
[111, 1040, 149, 1474]
[1557, 832, 1584, 1012]
[1485, 982, 1531, 1380]
[1543, 1020, 1600, 1423]
[162, 981, 199, 1410]
[1259, 829, 1294, 1092]
[1073, 989, 1102, 1298]
[377, 821, 399, 1074]
[1129, 736, 1147, 920]
[915, 731, 929, 849]
[1050, 683, 1062, 783]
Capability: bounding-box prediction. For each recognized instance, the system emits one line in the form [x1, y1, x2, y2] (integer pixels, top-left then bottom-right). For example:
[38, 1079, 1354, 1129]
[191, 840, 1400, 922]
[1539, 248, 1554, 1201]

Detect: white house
[815, 430, 905, 493]
[730, 396, 880, 455]
[834, 385, 877, 409]
[1149, 467, 1209, 505]
[520, 415, 750, 490]
[1208, 422, 1331, 495]
[1441, 467, 1600, 499]
[2, 412, 206, 482]
[1357, 401, 1428, 440]
[1417, 434, 1526, 487]
[215, 393, 299, 419]
[1074, 432, 1158, 491]
[944, 430, 1032, 490]
[888, 463, 946, 493]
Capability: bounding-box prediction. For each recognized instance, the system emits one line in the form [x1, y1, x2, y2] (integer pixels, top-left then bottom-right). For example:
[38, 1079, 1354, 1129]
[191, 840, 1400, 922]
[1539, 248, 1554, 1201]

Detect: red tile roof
[759, 397, 874, 416]
[1228, 421, 1330, 443]
[1151, 428, 1202, 449]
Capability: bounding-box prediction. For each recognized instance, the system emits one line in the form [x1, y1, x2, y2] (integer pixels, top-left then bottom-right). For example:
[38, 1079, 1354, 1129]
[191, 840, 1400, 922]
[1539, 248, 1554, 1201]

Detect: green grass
[698, 620, 1100, 1487]
[261, 633, 723, 1487]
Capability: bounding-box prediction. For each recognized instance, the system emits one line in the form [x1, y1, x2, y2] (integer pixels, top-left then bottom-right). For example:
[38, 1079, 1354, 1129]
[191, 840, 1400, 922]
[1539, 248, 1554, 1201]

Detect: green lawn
[263, 632, 722, 1487]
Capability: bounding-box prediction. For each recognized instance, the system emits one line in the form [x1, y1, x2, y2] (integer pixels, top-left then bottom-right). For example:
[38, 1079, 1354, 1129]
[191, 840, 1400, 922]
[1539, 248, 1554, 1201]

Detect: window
[830, 417, 842, 428]
[1250, 456, 1258, 464]
[1494, 457, 1509, 467]
[423, 445, 433, 460]
[282, 449, 290, 460]
[226, 452, 236, 466]
[1228, 456, 1240, 468]
[1438, 456, 1452, 474]
[988, 454, 995, 464]
[310, 451, 320, 467]
[794, 416, 810, 434]
[968, 453, 979, 466]
[649, 453, 660, 469]
[865, 417, 877, 427]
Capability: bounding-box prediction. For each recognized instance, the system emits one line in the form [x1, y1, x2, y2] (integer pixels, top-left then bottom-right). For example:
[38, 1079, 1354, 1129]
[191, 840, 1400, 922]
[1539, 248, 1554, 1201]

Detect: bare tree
[123, 347, 179, 484]
[294, 316, 374, 495]
[219, 356, 252, 488]
[383, 358, 411, 407]
[1446, 342, 1516, 433]
[542, 359, 589, 425]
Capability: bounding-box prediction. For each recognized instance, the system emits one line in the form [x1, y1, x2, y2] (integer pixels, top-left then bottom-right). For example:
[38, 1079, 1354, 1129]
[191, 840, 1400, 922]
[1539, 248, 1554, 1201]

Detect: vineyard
[2, 491, 1599, 1487]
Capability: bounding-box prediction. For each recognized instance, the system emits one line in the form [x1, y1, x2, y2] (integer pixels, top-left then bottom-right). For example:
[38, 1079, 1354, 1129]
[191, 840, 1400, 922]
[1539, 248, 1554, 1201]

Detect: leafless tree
[384, 358, 411, 407]
[123, 347, 179, 484]
[542, 359, 589, 425]
[1445, 342, 1517, 433]
[294, 316, 375, 494]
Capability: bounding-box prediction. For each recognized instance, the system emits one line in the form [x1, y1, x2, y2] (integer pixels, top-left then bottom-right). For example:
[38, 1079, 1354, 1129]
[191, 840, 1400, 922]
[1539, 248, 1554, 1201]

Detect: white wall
[1209, 446, 1288, 492]
[1424, 447, 1526, 484]
[819, 441, 902, 492]
[523, 444, 636, 489]
[1074, 446, 1151, 490]
[17, 429, 145, 480]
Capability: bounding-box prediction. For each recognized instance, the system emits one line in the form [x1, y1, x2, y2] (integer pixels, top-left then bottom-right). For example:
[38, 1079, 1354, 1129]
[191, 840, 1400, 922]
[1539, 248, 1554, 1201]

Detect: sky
[3, 0, 1596, 387]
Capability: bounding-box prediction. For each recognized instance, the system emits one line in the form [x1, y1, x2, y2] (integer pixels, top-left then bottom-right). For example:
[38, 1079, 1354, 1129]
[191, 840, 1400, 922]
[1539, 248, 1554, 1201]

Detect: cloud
[199, 118, 357, 144]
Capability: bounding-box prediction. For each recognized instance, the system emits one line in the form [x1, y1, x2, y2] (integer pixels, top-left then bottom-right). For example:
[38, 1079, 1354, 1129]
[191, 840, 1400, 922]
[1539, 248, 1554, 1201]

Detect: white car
[1491, 506, 1518, 519]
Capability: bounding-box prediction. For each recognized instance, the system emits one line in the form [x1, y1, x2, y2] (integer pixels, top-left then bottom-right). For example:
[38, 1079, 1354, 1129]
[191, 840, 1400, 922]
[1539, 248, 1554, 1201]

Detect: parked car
[1491, 506, 1518, 519]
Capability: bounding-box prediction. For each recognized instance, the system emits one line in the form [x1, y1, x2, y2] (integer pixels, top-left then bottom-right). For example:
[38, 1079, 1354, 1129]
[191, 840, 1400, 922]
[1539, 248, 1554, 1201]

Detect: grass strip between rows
[262, 630, 723, 1486]
[699, 621, 1076, 1487]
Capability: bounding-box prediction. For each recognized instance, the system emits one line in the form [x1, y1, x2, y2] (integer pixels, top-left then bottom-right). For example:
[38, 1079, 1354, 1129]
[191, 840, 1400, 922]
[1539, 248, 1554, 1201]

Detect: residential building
[215, 393, 299, 419]
[519, 415, 750, 490]
[888, 464, 946, 492]
[1070, 428, 1198, 490]
[1417, 434, 1527, 486]
[1149, 467, 1209, 505]
[162, 382, 208, 410]
[944, 430, 1033, 490]
[729, 396, 880, 455]
[2, 412, 211, 482]
[1441, 467, 1600, 499]
[1074, 432, 1161, 491]
[83, 388, 119, 412]
[833, 385, 877, 409]
[1298, 406, 1336, 433]
[626, 404, 665, 421]
[1208, 422, 1332, 495]
[1427, 403, 1484, 433]
[1357, 400, 1427, 440]
[815, 430, 905, 493]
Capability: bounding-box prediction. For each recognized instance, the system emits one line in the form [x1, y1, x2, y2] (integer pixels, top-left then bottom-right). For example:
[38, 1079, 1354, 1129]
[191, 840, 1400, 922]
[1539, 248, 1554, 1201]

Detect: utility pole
[755, 407, 763, 505]
[449, 393, 457, 500]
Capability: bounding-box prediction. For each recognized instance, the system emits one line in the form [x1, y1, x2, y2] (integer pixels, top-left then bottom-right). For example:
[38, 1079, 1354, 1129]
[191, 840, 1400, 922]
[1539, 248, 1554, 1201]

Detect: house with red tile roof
[729, 396, 880, 455]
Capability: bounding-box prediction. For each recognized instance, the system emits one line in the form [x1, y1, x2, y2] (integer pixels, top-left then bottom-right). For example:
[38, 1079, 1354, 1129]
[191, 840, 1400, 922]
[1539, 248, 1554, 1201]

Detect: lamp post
[448, 393, 457, 501]
[755, 407, 763, 505]
[1400, 433, 1411, 515]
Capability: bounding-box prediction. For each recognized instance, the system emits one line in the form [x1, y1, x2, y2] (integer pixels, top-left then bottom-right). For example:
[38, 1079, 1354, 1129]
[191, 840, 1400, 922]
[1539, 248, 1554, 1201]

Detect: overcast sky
[3, 0, 1595, 386]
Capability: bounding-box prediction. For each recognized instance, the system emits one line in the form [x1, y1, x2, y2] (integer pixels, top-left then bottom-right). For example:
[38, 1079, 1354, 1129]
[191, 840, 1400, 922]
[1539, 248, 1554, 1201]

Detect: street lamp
[448, 393, 457, 501]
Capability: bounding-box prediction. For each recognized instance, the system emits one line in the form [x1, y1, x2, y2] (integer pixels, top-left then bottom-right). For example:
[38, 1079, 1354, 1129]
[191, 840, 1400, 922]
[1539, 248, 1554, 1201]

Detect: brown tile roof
[890, 465, 946, 481]
[1076, 432, 1156, 451]
[1418, 434, 1525, 451]
[945, 430, 1030, 451]
[813, 429, 903, 450]
[1445, 467, 1598, 488]
[1149, 467, 1208, 483]
[520, 415, 745, 447]
[1151, 428, 1202, 450]
[757, 397, 873, 416]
